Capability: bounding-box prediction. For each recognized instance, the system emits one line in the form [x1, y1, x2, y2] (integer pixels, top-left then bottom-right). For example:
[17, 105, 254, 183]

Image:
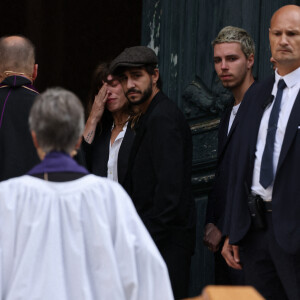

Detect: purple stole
[28, 151, 88, 175]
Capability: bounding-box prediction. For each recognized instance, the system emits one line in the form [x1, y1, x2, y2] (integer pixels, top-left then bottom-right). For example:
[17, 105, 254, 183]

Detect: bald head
[0, 35, 36, 76]
[269, 5, 300, 75]
[271, 5, 300, 28]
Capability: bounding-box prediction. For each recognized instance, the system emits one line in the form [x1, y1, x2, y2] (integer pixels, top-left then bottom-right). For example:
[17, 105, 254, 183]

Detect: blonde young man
[204, 26, 255, 285]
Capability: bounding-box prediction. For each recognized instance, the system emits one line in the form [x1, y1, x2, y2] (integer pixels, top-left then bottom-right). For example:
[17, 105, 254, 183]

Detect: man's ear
[152, 68, 159, 86]
[31, 131, 39, 149]
[31, 130, 46, 160]
[32, 64, 38, 81]
[70, 137, 82, 157]
[247, 54, 254, 69]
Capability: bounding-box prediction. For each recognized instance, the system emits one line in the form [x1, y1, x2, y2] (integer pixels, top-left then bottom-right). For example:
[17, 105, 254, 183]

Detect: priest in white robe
[0, 87, 174, 300]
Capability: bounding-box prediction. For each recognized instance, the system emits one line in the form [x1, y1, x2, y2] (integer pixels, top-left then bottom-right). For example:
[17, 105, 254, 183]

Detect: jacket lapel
[221, 106, 240, 155]
[276, 89, 300, 173]
[217, 108, 231, 163]
[124, 92, 163, 191]
[248, 79, 274, 165]
[94, 128, 111, 176]
[118, 125, 135, 185]
[219, 81, 258, 162]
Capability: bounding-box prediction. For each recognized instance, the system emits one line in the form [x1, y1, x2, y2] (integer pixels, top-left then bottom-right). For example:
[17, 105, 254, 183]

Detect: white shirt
[227, 102, 241, 135]
[252, 67, 300, 201]
[0, 175, 173, 300]
[107, 122, 128, 182]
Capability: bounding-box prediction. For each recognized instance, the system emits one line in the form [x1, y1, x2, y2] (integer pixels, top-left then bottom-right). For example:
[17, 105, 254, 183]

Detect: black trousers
[158, 242, 192, 300]
[240, 213, 300, 300]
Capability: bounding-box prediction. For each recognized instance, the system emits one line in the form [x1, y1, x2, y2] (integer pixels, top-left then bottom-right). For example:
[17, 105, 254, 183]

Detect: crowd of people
[0, 35, 194, 299]
[0, 3, 299, 300]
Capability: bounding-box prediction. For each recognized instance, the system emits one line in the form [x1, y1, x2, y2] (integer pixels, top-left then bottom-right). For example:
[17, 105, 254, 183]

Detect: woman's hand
[89, 84, 108, 122]
[83, 85, 108, 144]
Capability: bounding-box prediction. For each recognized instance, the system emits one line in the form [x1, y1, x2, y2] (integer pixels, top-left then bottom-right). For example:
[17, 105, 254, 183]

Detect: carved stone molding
[182, 76, 232, 120]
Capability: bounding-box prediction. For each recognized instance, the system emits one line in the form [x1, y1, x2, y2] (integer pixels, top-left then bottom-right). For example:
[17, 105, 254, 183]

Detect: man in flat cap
[110, 46, 195, 299]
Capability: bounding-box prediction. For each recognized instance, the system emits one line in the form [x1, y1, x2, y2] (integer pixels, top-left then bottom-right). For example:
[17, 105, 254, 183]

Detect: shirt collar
[118, 122, 128, 139]
[110, 121, 128, 141]
[275, 66, 300, 89]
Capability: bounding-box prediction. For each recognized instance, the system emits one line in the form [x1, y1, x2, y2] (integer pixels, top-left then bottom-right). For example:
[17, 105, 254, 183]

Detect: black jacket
[124, 91, 195, 251]
[224, 75, 300, 254]
[206, 82, 257, 231]
[82, 120, 135, 186]
[0, 76, 39, 181]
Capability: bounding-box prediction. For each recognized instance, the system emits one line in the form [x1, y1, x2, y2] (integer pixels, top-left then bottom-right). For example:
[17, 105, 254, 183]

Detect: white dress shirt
[107, 122, 128, 182]
[252, 67, 300, 201]
[227, 102, 241, 135]
[0, 175, 173, 300]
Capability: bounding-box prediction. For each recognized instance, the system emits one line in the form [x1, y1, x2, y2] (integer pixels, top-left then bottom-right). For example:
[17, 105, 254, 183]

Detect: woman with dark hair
[82, 62, 135, 185]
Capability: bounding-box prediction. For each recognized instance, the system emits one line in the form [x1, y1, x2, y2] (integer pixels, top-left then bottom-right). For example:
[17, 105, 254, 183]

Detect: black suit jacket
[124, 91, 195, 251]
[82, 122, 135, 186]
[225, 75, 300, 254]
[0, 76, 40, 181]
[206, 104, 231, 227]
[206, 83, 257, 230]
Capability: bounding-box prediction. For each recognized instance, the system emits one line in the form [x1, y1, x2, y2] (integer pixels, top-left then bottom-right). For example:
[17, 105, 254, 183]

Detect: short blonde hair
[212, 26, 255, 58]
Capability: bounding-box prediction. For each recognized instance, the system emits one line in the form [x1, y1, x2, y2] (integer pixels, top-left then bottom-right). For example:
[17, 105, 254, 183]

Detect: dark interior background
[0, 0, 142, 107]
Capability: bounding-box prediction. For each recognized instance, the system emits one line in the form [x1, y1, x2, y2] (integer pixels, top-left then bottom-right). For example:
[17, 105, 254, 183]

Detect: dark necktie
[259, 79, 287, 189]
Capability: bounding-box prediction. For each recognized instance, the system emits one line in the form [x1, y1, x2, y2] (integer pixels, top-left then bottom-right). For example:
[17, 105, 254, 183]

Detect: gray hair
[212, 26, 255, 58]
[29, 87, 84, 154]
[0, 35, 36, 74]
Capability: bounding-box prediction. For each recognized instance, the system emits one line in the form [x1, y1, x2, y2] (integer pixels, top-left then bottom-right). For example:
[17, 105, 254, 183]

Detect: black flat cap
[110, 46, 158, 74]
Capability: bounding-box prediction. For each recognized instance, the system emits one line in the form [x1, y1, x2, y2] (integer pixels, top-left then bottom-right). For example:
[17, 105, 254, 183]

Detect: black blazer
[206, 82, 257, 230]
[124, 91, 195, 251]
[0, 76, 40, 181]
[82, 122, 135, 186]
[205, 103, 232, 227]
[224, 75, 300, 254]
